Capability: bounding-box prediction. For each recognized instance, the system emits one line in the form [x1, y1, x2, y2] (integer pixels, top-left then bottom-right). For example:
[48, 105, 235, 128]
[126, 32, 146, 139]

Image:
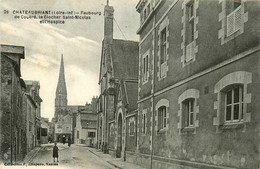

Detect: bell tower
[54, 54, 68, 120]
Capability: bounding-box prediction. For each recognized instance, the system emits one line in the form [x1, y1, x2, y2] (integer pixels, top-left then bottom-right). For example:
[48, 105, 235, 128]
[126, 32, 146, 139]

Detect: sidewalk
[79, 145, 146, 169]
[23, 146, 42, 163]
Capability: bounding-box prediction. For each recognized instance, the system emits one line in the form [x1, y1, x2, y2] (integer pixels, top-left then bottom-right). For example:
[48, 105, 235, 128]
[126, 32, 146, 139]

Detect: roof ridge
[112, 38, 139, 43]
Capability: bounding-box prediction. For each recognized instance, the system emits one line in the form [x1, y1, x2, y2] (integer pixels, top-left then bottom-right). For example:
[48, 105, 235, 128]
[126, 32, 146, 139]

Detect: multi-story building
[48, 121, 55, 143]
[0, 44, 27, 163]
[107, 79, 138, 158]
[23, 89, 37, 153]
[96, 2, 139, 153]
[40, 118, 49, 144]
[129, 0, 260, 169]
[25, 81, 42, 147]
[74, 102, 97, 146]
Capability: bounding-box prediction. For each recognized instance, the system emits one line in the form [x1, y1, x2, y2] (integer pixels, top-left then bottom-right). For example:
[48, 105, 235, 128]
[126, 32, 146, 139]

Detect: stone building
[0, 44, 27, 163]
[96, 2, 139, 153]
[52, 54, 90, 143]
[55, 114, 72, 143]
[74, 103, 97, 147]
[127, 0, 260, 169]
[24, 81, 42, 147]
[54, 54, 68, 122]
[107, 79, 138, 158]
[48, 121, 55, 143]
[40, 118, 49, 144]
[24, 91, 36, 153]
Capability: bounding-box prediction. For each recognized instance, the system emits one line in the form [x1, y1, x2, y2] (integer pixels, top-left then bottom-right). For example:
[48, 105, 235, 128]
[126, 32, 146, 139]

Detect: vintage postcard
[0, 0, 259, 169]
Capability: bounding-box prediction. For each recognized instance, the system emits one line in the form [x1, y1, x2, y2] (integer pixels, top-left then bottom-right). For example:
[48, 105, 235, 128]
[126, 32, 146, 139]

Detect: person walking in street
[62, 135, 66, 144]
[68, 137, 71, 147]
[53, 142, 59, 162]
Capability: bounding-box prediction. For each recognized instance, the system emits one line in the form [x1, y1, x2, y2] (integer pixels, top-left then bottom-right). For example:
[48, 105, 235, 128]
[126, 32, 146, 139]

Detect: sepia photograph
[0, 0, 259, 169]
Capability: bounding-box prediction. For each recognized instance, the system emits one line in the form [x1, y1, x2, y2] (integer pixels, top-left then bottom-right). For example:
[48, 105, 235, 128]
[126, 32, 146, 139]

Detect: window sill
[157, 128, 167, 134]
[181, 127, 195, 132]
[220, 122, 244, 130]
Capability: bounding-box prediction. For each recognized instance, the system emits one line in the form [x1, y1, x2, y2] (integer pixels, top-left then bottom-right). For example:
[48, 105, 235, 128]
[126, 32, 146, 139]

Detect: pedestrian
[68, 137, 71, 147]
[53, 142, 59, 162]
[62, 135, 66, 145]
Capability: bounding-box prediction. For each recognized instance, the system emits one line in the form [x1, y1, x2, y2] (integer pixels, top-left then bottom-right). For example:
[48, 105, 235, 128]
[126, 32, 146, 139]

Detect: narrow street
[31, 143, 117, 169]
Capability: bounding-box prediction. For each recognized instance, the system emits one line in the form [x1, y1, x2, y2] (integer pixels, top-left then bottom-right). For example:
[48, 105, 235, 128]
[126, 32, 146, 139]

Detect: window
[143, 54, 149, 82]
[41, 128, 47, 136]
[88, 132, 96, 138]
[185, 1, 195, 63]
[142, 113, 146, 134]
[142, 50, 150, 83]
[183, 99, 195, 127]
[160, 28, 167, 65]
[157, 17, 169, 80]
[144, 9, 147, 20]
[155, 99, 169, 134]
[109, 123, 114, 137]
[129, 121, 135, 136]
[158, 106, 167, 130]
[37, 127, 41, 139]
[226, 0, 242, 37]
[178, 89, 199, 134]
[213, 71, 252, 132]
[218, 0, 247, 45]
[160, 28, 167, 78]
[225, 86, 243, 123]
[77, 131, 79, 138]
[233, 0, 241, 10]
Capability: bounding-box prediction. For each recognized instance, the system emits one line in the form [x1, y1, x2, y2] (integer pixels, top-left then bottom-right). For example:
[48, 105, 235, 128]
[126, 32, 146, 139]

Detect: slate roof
[80, 113, 97, 121]
[111, 39, 139, 79]
[116, 79, 138, 112]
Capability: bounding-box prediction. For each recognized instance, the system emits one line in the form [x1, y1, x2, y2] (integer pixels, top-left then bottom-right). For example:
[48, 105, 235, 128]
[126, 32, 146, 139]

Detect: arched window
[158, 106, 167, 130]
[155, 99, 169, 134]
[182, 98, 195, 127]
[223, 85, 244, 123]
[214, 71, 252, 131]
[178, 89, 199, 134]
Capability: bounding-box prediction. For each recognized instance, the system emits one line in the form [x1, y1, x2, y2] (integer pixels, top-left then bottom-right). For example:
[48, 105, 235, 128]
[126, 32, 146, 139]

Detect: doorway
[116, 113, 122, 158]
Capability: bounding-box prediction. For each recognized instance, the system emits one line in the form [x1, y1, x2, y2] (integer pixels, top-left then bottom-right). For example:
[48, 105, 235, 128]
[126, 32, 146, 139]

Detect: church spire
[55, 54, 67, 109]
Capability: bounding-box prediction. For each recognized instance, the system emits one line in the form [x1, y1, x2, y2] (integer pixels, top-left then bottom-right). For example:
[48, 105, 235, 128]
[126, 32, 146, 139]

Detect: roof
[116, 79, 138, 112]
[80, 113, 97, 121]
[0, 44, 25, 59]
[111, 39, 139, 79]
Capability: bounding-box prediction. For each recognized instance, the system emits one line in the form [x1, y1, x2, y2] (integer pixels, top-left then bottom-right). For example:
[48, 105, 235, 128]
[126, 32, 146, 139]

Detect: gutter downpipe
[10, 67, 15, 165]
[150, 7, 156, 169]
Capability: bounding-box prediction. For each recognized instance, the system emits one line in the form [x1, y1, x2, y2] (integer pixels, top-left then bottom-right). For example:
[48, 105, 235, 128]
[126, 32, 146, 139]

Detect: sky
[0, 0, 140, 120]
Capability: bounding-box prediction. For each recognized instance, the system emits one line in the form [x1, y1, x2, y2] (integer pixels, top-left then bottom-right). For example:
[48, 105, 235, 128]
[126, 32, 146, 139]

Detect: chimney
[104, 1, 114, 44]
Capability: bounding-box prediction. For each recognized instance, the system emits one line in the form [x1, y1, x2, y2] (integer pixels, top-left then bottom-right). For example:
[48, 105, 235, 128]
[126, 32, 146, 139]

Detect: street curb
[88, 149, 122, 169]
[88, 149, 101, 158]
[107, 161, 122, 169]
[24, 147, 43, 164]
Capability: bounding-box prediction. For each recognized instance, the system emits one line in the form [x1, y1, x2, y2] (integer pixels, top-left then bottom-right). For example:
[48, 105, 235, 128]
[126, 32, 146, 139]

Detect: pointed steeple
[55, 54, 67, 109]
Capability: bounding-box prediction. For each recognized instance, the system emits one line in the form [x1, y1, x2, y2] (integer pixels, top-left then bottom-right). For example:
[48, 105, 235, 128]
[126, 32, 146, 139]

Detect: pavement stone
[83, 146, 146, 169]
[23, 146, 42, 164]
